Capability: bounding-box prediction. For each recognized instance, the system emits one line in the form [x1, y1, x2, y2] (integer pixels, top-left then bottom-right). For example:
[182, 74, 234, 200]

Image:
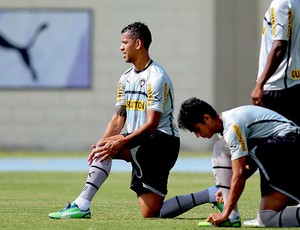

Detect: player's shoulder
[123, 66, 134, 76]
[271, 0, 290, 10]
[149, 60, 165, 72]
[222, 105, 259, 122]
[149, 61, 172, 80]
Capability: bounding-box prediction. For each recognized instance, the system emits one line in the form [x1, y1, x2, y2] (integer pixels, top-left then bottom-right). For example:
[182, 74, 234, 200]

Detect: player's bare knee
[141, 209, 159, 218]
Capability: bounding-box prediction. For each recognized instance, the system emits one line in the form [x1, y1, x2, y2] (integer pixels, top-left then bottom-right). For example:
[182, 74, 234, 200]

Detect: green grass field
[0, 151, 273, 229]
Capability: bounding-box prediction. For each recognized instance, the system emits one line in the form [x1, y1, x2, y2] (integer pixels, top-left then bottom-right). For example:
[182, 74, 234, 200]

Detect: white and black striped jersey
[219, 105, 299, 160]
[258, 0, 300, 90]
[115, 60, 179, 137]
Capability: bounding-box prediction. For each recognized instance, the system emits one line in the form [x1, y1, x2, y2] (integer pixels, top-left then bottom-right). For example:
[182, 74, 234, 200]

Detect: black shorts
[252, 133, 300, 204]
[128, 131, 180, 197]
[262, 84, 300, 126]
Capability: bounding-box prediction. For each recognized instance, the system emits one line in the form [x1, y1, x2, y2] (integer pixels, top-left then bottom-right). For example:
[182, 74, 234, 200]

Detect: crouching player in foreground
[48, 22, 220, 220]
[178, 97, 300, 227]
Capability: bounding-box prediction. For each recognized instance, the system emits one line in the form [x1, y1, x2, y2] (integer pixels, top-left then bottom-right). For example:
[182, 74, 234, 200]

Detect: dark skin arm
[87, 105, 126, 165]
[207, 156, 247, 226]
[251, 40, 287, 105]
[88, 106, 162, 165]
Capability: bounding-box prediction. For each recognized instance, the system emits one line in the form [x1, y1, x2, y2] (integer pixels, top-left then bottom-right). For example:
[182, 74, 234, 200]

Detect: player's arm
[207, 157, 246, 226]
[223, 156, 247, 219]
[122, 109, 161, 146]
[251, 40, 287, 105]
[92, 76, 164, 162]
[207, 156, 247, 225]
[257, 40, 287, 86]
[87, 105, 126, 165]
[90, 108, 161, 164]
[101, 105, 127, 140]
[101, 76, 164, 156]
[101, 77, 127, 139]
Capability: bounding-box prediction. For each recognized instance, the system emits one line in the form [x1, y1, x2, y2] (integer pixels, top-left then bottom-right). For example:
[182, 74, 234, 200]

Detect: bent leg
[159, 185, 219, 218]
[212, 140, 239, 220]
[75, 158, 112, 210]
[260, 190, 289, 211]
[258, 208, 300, 227]
[257, 190, 300, 227]
[139, 192, 164, 218]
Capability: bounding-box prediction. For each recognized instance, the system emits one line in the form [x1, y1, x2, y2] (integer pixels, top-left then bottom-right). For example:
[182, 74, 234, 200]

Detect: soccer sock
[258, 207, 300, 227]
[75, 158, 112, 211]
[212, 140, 240, 220]
[159, 185, 219, 218]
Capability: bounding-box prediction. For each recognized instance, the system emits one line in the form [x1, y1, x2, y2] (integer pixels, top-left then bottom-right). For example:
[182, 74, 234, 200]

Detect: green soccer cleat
[197, 216, 241, 228]
[212, 202, 224, 212]
[48, 201, 91, 219]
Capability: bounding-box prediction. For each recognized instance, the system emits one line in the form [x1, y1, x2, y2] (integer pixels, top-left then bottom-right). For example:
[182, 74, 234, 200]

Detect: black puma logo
[88, 171, 95, 177]
[0, 22, 48, 81]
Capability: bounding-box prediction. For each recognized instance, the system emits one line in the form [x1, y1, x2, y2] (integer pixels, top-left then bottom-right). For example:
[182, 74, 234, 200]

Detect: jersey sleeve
[224, 123, 249, 161]
[147, 72, 169, 113]
[270, 0, 291, 41]
[115, 75, 126, 106]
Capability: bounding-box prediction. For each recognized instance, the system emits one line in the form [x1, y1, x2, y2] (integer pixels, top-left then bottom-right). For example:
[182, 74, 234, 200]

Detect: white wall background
[0, 0, 272, 152]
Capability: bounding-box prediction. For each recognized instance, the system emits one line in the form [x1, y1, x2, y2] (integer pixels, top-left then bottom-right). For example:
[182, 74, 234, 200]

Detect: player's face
[192, 120, 214, 139]
[120, 32, 137, 63]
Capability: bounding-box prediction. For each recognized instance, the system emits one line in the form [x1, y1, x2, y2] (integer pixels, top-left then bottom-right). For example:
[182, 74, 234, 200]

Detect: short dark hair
[178, 97, 218, 131]
[121, 22, 152, 50]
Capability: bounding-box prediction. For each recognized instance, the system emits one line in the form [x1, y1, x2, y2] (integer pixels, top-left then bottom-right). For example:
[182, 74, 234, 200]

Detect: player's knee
[213, 140, 230, 156]
[212, 140, 231, 167]
[141, 209, 159, 218]
[139, 193, 163, 218]
[213, 140, 224, 152]
[258, 210, 278, 227]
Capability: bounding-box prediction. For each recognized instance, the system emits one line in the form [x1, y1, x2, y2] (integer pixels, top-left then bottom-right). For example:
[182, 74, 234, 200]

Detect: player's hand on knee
[88, 145, 105, 165]
[215, 189, 224, 204]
